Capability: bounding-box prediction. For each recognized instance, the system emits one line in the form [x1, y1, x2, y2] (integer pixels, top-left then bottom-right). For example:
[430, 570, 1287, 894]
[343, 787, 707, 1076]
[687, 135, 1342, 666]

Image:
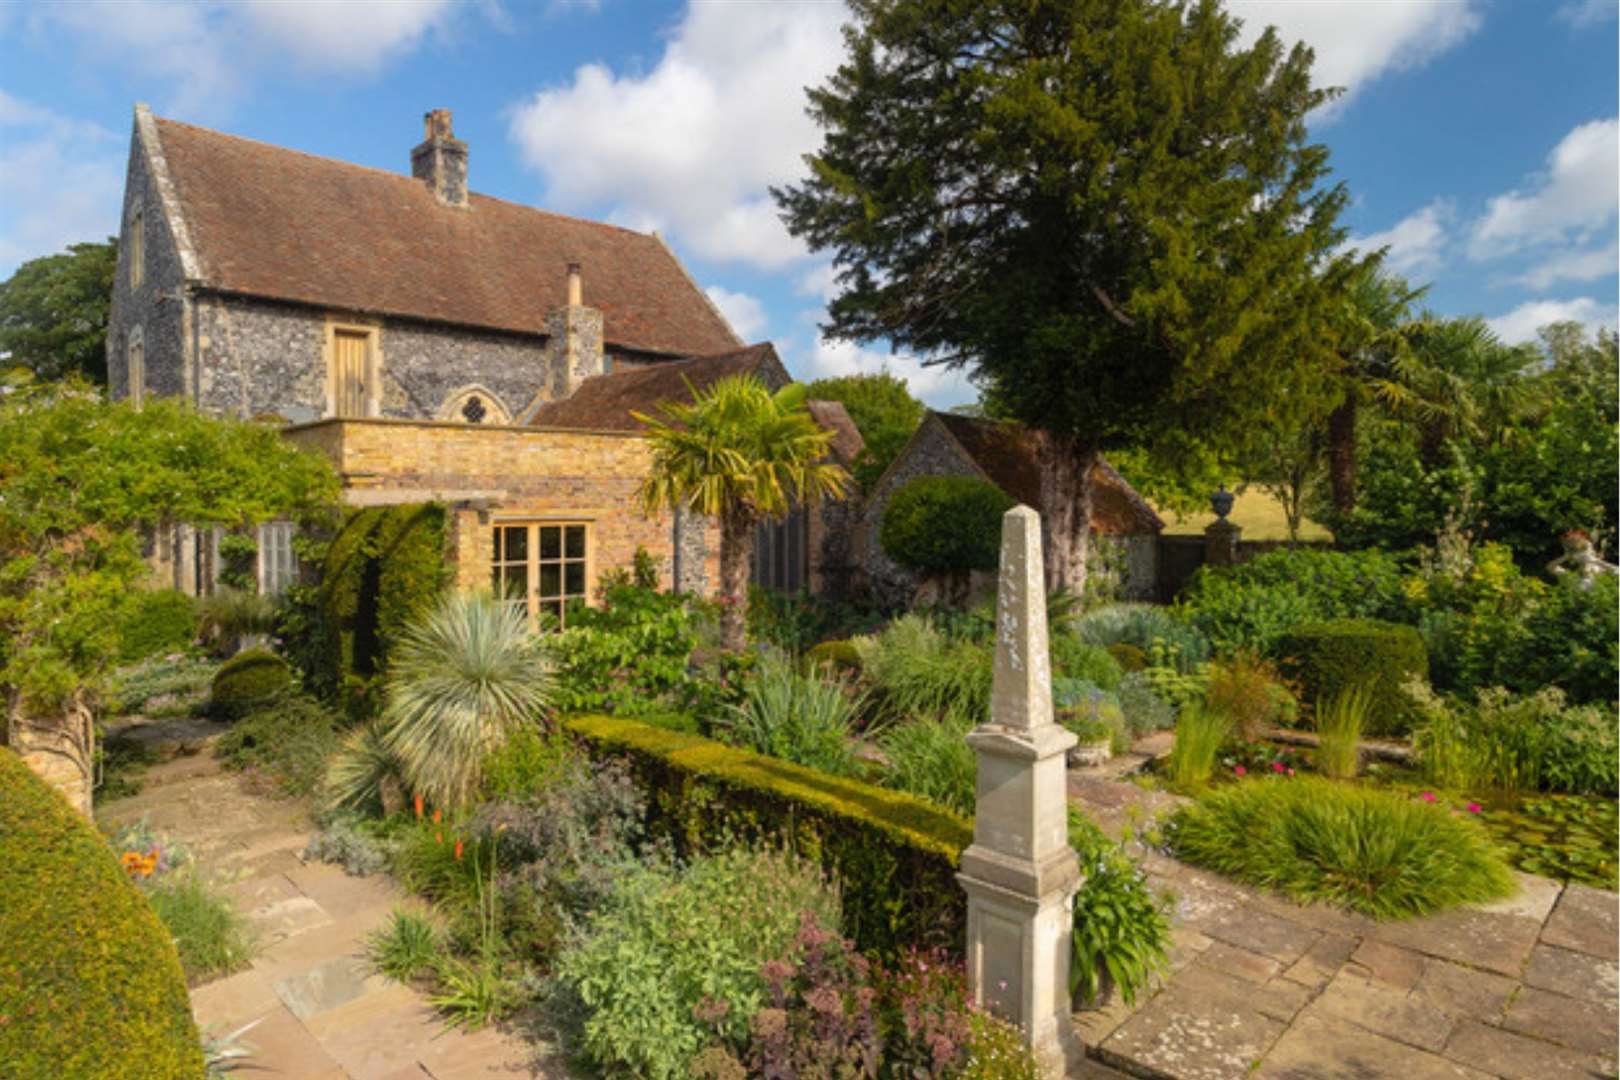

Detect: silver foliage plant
[382, 590, 553, 809]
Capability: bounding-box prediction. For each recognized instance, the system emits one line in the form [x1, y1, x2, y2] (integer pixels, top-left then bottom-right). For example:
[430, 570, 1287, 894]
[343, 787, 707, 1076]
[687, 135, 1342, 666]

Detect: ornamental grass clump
[716, 648, 865, 777]
[1314, 686, 1370, 780]
[383, 590, 553, 810]
[857, 615, 993, 727]
[1168, 777, 1516, 919]
[1165, 704, 1231, 786]
[878, 718, 977, 817]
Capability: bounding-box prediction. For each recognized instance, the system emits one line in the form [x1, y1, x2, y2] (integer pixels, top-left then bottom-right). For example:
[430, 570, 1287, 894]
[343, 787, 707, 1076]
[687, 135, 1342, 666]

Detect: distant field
[1154, 488, 1334, 542]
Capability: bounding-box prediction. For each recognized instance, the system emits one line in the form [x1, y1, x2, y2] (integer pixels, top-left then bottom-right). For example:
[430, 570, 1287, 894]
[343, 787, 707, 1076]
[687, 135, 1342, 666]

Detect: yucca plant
[1314, 687, 1370, 780]
[383, 591, 553, 810]
[322, 721, 407, 816]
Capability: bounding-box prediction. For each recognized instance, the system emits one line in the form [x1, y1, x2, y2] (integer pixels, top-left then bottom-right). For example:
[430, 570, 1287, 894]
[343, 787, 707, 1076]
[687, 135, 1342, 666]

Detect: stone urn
[1060, 709, 1113, 768]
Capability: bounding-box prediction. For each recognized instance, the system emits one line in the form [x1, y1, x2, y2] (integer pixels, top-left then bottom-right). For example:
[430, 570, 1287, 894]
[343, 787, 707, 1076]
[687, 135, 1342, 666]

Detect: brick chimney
[411, 109, 468, 208]
[547, 260, 604, 399]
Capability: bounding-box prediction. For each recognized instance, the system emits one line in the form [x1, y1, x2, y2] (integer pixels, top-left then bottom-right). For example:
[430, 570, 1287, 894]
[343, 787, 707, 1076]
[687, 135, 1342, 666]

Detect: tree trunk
[717, 512, 756, 652]
[7, 688, 95, 818]
[1037, 433, 1100, 600]
[1327, 394, 1357, 514]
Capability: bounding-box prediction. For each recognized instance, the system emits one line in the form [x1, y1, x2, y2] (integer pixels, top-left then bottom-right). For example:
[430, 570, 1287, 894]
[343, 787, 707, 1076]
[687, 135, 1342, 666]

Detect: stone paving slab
[1499, 986, 1619, 1058]
[1254, 1013, 1494, 1080]
[1442, 1020, 1616, 1080]
[1521, 942, 1619, 1004]
[1099, 964, 1288, 1078]
[1540, 884, 1619, 961]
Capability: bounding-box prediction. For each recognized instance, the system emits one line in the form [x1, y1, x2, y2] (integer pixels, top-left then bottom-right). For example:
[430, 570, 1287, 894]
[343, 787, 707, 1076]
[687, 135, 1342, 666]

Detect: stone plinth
[959, 505, 1083, 1076]
[1204, 518, 1242, 567]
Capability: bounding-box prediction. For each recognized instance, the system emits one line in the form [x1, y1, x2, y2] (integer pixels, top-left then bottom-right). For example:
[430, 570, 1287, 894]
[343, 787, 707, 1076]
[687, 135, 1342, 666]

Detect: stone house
[859, 411, 1163, 605]
[107, 105, 861, 614]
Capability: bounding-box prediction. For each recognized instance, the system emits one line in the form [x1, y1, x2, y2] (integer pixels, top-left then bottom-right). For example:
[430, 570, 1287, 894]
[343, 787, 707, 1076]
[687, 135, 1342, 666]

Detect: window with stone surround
[130, 206, 144, 289]
[258, 521, 298, 597]
[492, 521, 590, 629]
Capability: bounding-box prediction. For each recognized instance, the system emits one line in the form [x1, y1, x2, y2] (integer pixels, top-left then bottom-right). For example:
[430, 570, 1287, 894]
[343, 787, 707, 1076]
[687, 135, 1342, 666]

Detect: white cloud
[1229, 1, 1481, 116]
[1556, 0, 1616, 28]
[1470, 117, 1619, 260]
[704, 285, 768, 341]
[1485, 297, 1619, 344]
[791, 331, 975, 410]
[25, 1, 468, 117]
[0, 92, 124, 276]
[796, 262, 840, 304]
[1514, 243, 1619, 290]
[507, 1, 848, 270]
[1342, 199, 1453, 275]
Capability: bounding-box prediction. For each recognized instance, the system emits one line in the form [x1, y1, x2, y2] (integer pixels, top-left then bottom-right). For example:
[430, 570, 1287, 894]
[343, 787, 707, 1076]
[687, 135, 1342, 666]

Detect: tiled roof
[931, 412, 1163, 535]
[527, 344, 789, 431]
[805, 400, 865, 467]
[152, 116, 741, 357]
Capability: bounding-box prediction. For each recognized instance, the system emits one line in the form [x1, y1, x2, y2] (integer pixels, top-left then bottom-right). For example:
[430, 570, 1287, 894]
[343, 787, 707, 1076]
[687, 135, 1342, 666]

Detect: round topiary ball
[210, 648, 292, 719]
[880, 476, 1015, 575]
[0, 748, 205, 1079]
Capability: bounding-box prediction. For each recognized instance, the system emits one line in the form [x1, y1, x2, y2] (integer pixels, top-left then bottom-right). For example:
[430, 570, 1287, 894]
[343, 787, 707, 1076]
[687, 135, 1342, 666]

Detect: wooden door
[333, 330, 370, 417]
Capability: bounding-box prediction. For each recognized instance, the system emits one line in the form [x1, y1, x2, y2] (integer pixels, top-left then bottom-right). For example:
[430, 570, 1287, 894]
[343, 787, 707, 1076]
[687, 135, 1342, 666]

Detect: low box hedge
[1277, 618, 1428, 737]
[0, 748, 204, 1079]
[562, 714, 972, 959]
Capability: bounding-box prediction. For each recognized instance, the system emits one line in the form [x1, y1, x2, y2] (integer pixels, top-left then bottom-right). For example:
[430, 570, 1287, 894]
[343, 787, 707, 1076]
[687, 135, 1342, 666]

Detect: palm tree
[382, 590, 552, 810]
[634, 375, 851, 651]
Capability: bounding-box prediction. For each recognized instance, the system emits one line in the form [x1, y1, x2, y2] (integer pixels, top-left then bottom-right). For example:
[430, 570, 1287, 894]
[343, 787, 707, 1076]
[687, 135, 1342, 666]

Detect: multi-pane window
[491, 522, 589, 629]
[258, 521, 298, 597]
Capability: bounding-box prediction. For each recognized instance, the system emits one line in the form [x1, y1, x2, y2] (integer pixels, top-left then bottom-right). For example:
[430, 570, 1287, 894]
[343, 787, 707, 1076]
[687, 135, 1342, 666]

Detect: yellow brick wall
[284, 418, 722, 598]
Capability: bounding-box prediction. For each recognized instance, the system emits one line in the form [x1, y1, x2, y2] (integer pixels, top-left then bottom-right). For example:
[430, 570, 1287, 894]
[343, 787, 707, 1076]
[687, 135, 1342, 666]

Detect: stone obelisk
[958, 505, 1083, 1076]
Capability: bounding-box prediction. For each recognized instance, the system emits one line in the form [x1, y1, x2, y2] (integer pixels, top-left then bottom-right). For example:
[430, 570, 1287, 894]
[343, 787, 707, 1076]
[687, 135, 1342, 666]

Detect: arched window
[127, 326, 146, 409]
[129, 206, 145, 289]
[437, 386, 511, 425]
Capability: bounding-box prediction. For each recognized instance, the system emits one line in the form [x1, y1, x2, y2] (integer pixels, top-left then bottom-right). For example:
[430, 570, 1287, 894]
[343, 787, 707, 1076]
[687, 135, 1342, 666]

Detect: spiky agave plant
[383, 591, 552, 810]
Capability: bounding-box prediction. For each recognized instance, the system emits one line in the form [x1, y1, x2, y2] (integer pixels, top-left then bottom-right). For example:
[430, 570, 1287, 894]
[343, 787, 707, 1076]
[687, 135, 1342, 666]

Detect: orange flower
[432, 808, 442, 824]
[414, 794, 424, 819]
[435, 830, 443, 845]
[454, 840, 464, 862]
[119, 851, 144, 874]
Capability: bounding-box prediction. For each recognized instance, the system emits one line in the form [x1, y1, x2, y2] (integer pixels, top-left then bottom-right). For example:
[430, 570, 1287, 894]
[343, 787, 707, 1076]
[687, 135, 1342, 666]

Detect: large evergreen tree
[776, 0, 1364, 592]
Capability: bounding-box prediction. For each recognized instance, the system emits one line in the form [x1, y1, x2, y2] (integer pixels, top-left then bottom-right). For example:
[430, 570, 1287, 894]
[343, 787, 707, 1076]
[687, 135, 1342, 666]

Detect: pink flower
[1466, 802, 1482, 813]
[1420, 792, 1437, 803]
[1271, 761, 1285, 773]
[1286, 768, 1295, 777]
[1234, 765, 1247, 776]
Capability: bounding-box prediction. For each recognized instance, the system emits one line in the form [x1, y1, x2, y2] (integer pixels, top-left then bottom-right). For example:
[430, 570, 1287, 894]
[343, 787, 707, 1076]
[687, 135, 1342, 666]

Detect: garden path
[100, 750, 560, 1080]
[1067, 765, 1620, 1080]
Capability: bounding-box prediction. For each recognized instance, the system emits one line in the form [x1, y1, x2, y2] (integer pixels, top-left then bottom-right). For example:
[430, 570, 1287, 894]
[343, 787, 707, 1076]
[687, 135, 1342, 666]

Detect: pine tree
[776, 0, 1365, 592]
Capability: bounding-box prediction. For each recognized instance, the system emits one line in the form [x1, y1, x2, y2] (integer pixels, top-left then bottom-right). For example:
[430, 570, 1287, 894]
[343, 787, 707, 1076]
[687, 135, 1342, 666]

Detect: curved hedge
[0, 749, 204, 1079]
[1277, 619, 1427, 737]
[880, 475, 1013, 575]
[563, 714, 972, 960]
[312, 503, 449, 716]
[210, 648, 292, 718]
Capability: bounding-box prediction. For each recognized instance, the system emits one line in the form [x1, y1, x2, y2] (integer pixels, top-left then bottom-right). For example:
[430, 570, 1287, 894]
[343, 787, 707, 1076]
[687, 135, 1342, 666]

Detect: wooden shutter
[334, 330, 370, 417]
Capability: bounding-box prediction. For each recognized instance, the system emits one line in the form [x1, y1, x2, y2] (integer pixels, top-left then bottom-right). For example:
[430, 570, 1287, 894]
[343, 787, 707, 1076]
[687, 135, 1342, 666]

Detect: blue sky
[2, 0, 1614, 407]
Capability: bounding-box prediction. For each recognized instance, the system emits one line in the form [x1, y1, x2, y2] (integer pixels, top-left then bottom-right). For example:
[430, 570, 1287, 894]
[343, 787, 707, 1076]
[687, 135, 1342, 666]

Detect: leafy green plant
[550, 581, 707, 715]
[366, 913, 440, 990]
[1314, 687, 1370, 780]
[1168, 777, 1517, 919]
[1068, 810, 1170, 1008]
[105, 655, 219, 717]
[1165, 705, 1231, 786]
[1204, 651, 1292, 740]
[716, 649, 865, 776]
[878, 718, 977, 818]
[739, 915, 882, 1078]
[554, 847, 840, 1079]
[1479, 795, 1617, 889]
[383, 590, 552, 810]
[1116, 672, 1176, 737]
[215, 534, 259, 593]
[144, 872, 260, 985]
[197, 589, 277, 651]
[117, 589, 199, 663]
[214, 693, 341, 798]
[1073, 604, 1210, 673]
[1055, 680, 1128, 752]
[201, 1019, 261, 1079]
[880, 475, 1015, 579]
[480, 723, 579, 801]
[856, 614, 993, 728]
[430, 842, 519, 1031]
[1051, 635, 1124, 690]
[1277, 618, 1427, 737]
[302, 814, 399, 877]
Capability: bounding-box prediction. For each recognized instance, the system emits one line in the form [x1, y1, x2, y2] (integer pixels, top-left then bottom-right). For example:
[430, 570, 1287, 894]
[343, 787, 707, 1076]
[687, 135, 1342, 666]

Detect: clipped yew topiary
[1277, 618, 1427, 737]
[209, 648, 292, 718]
[880, 475, 1014, 577]
[0, 748, 204, 1079]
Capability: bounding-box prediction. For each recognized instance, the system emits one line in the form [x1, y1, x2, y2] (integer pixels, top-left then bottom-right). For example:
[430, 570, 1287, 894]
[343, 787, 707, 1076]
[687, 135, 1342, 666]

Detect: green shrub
[1408, 681, 1618, 796]
[1203, 652, 1293, 739]
[1277, 619, 1428, 737]
[564, 714, 972, 958]
[105, 655, 219, 717]
[1055, 680, 1128, 752]
[1107, 642, 1147, 672]
[1051, 635, 1123, 691]
[555, 847, 840, 1079]
[551, 581, 706, 716]
[302, 814, 399, 877]
[117, 589, 198, 662]
[1075, 604, 1210, 673]
[1117, 672, 1176, 736]
[747, 588, 882, 653]
[878, 717, 978, 817]
[856, 614, 993, 727]
[716, 649, 865, 776]
[804, 638, 864, 678]
[208, 648, 292, 718]
[1167, 777, 1517, 919]
[880, 475, 1015, 576]
[197, 588, 277, 650]
[143, 872, 259, 984]
[0, 748, 205, 1079]
[302, 503, 450, 717]
[1068, 809, 1170, 1007]
[1166, 705, 1230, 786]
[480, 724, 579, 801]
[215, 693, 341, 798]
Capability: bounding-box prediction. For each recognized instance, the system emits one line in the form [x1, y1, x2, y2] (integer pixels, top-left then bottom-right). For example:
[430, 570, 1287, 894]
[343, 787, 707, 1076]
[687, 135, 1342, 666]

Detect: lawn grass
[1155, 487, 1333, 542]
